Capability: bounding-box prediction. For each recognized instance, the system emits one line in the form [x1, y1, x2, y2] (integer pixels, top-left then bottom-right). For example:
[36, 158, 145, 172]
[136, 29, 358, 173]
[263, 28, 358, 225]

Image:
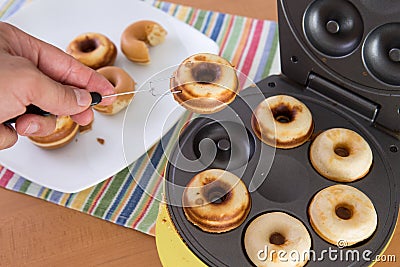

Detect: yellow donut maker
[156, 0, 400, 266]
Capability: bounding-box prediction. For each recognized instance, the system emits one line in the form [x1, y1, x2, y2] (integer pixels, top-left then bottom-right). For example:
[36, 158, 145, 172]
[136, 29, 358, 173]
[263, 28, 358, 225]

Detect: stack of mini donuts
[28, 20, 167, 149]
[164, 57, 393, 267]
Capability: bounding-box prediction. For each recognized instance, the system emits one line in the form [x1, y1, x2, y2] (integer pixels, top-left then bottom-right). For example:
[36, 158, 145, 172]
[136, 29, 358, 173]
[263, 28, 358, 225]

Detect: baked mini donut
[171, 53, 239, 114]
[251, 95, 314, 149]
[93, 66, 135, 115]
[244, 212, 311, 267]
[309, 185, 377, 246]
[28, 116, 79, 149]
[310, 128, 373, 182]
[182, 169, 251, 233]
[121, 20, 167, 63]
[66, 33, 117, 69]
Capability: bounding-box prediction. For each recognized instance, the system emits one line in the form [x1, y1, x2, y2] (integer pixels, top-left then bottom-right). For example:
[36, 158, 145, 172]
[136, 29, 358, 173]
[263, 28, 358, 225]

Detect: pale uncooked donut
[66, 32, 117, 69]
[309, 184, 377, 246]
[93, 66, 135, 115]
[244, 212, 311, 267]
[309, 128, 373, 182]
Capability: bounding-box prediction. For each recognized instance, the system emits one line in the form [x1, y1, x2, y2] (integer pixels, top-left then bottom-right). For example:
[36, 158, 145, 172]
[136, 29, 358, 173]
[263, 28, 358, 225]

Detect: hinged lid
[278, 0, 400, 134]
[306, 73, 379, 123]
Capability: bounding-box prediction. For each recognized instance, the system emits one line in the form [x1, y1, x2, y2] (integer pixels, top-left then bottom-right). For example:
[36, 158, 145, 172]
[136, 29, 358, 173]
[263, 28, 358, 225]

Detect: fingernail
[24, 122, 40, 135]
[74, 89, 91, 107]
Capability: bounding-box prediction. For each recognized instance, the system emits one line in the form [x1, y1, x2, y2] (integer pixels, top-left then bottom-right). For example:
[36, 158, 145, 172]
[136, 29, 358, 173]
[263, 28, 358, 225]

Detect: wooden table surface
[0, 0, 398, 266]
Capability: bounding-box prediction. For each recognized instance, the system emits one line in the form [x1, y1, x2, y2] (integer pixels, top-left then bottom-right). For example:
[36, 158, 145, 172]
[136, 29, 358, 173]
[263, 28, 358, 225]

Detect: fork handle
[4, 92, 103, 125]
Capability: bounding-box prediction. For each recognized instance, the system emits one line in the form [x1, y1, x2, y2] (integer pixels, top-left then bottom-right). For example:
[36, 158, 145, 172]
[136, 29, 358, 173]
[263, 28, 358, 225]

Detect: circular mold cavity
[363, 23, 400, 86]
[303, 0, 364, 57]
[257, 154, 310, 203]
[193, 121, 255, 170]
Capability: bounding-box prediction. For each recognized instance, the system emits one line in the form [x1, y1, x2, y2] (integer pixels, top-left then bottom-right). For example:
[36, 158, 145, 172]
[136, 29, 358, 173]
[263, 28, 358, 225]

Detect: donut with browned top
[171, 53, 239, 114]
[121, 20, 167, 63]
[251, 95, 314, 149]
[66, 32, 117, 69]
[182, 169, 251, 233]
[28, 116, 79, 149]
[93, 66, 135, 115]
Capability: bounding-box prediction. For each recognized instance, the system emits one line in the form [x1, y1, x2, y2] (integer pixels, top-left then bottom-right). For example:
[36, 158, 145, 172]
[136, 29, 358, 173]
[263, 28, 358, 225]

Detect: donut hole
[78, 38, 99, 53]
[271, 104, 295, 123]
[334, 145, 350, 157]
[106, 79, 117, 88]
[206, 188, 230, 204]
[191, 62, 221, 84]
[269, 232, 286, 245]
[275, 115, 291, 123]
[204, 182, 231, 205]
[335, 204, 353, 220]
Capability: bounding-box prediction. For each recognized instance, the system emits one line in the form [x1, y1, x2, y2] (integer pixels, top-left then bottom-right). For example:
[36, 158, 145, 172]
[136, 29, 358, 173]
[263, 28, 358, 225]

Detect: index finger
[4, 23, 115, 105]
[38, 45, 116, 105]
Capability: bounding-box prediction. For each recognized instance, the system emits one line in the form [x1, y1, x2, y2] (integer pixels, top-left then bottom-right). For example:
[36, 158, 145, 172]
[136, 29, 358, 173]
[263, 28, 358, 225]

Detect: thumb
[28, 70, 92, 116]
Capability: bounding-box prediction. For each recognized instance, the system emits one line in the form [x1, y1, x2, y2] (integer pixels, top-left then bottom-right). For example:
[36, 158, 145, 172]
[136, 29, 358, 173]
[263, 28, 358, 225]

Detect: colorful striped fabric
[0, 0, 280, 236]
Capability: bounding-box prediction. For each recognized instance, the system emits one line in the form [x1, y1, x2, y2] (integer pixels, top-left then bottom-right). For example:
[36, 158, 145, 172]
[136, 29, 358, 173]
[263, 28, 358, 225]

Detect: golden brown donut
[244, 212, 312, 267]
[28, 116, 79, 149]
[309, 128, 373, 182]
[66, 32, 117, 69]
[121, 20, 167, 63]
[251, 95, 314, 149]
[93, 66, 135, 115]
[309, 185, 377, 246]
[182, 169, 251, 233]
[170, 53, 239, 114]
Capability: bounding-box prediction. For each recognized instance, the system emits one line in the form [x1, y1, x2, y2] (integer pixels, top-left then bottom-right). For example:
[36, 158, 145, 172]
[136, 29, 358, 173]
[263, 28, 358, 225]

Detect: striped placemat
[0, 0, 280, 236]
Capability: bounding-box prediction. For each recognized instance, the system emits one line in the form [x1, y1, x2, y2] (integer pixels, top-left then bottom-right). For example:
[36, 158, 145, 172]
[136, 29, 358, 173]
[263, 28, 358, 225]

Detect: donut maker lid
[278, 0, 400, 135]
[164, 75, 400, 267]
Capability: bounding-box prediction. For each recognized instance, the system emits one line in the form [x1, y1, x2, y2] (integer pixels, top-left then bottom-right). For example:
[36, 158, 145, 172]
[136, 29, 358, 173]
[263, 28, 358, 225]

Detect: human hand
[0, 22, 116, 150]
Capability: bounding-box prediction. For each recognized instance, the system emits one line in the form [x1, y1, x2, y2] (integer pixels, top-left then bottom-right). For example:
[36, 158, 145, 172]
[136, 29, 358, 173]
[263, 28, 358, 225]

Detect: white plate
[0, 0, 219, 193]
